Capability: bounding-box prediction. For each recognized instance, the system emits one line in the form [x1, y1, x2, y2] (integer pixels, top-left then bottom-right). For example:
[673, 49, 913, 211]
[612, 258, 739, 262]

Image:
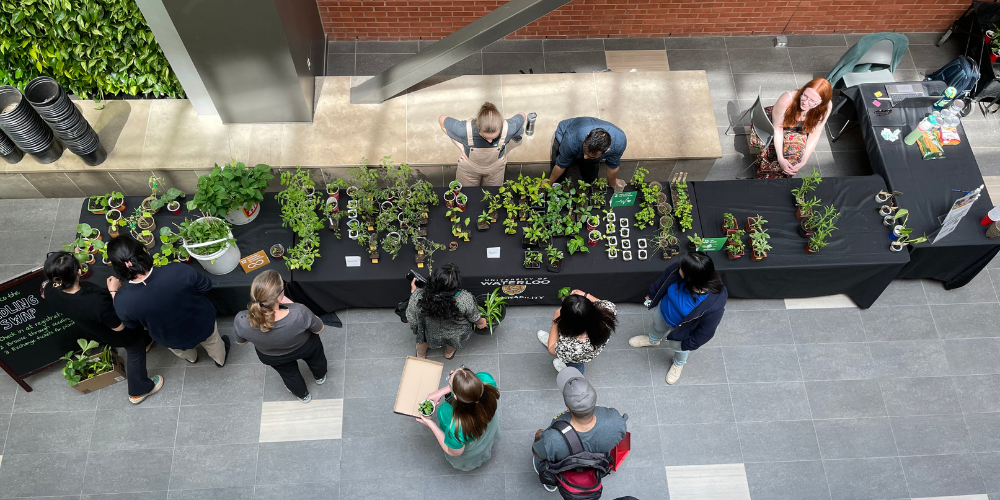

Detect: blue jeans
[649, 308, 689, 367]
[565, 361, 585, 374]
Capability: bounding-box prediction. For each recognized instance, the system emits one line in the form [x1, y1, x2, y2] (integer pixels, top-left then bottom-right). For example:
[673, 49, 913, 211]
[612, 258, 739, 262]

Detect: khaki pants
[168, 322, 226, 365]
[456, 155, 507, 186]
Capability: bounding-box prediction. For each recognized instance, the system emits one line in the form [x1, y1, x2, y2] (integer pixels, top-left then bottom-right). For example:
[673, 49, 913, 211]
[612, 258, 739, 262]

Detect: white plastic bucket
[182, 217, 241, 275]
[225, 202, 260, 225]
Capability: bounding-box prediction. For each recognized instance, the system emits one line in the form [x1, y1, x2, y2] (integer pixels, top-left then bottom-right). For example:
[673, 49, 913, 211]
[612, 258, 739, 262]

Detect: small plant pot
[346, 186, 359, 198]
[658, 202, 671, 214]
[606, 235, 618, 247]
[727, 250, 743, 260]
[347, 200, 358, 210]
[637, 238, 647, 249]
[449, 241, 459, 251]
[89, 228, 102, 242]
[167, 201, 181, 214]
[105, 209, 122, 225]
[443, 191, 456, 208]
[638, 249, 648, 260]
[878, 205, 894, 217]
[588, 230, 601, 246]
[477, 221, 489, 231]
[746, 217, 760, 232]
[547, 259, 562, 273]
[883, 215, 896, 227]
[795, 206, 811, 221]
[269, 244, 285, 259]
[138, 216, 156, 232]
[347, 209, 359, 220]
[607, 249, 618, 259]
[890, 241, 906, 252]
[660, 215, 674, 228]
[380, 201, 394, 211]
[620, 228, 630, 239]
[890, 225, 904, 241]
[523, 251, 541, 269]
[621, 239, 631, 250]
[103, 255, 112, 267]
[369, 251, 379, 262]
[622, 250, 633, 261]
[80, 264, 91, 280]
[304, 186, 316, 198]
[88, 199, 106, 214]
[328, 187, 341, 201]
[988, 221, 1000, 238]
[798, 222, 814, 238]
[606, 213, 616, 223]
[449, 181, 463, 193]
[108, 196, 125, 212]
[661, 249, 673, 259]
[658, 192, 668, 204]
[875, 191, 893, 203]
[750, 250, 767, 261]
[619, 219, 629, 228]
[456, 195, 468, 211]
[108, 225, 119, 238]
[805, 244, 819, 254]
[141, 196, 159, 214]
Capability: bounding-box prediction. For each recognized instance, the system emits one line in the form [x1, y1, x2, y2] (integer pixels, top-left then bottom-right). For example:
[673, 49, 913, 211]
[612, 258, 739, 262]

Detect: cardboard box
[72, 351, 126, 394]
[394, 356, 444, 417]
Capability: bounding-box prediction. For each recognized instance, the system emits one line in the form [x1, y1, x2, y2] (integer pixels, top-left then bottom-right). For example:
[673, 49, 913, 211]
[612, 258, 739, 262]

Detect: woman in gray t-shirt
[233, 270, 326, 403]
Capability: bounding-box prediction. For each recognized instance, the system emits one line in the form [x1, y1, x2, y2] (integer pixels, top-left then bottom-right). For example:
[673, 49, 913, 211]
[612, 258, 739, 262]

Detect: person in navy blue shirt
[548, 117, 627, 190]
[629, 252, 727, 385]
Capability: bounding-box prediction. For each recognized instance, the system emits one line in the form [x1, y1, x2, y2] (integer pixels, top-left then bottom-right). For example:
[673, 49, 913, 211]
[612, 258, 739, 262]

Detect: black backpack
[928, 55, 980, 95]
[537, 420, 614, 500]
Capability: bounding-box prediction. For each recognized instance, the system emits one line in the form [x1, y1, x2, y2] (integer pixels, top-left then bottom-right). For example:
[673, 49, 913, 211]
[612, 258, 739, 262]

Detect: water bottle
[934, 87, 957, 110]
[904, 116, 934, 145]
[950, 99, 966, 119]
[525, 112, 537, 136]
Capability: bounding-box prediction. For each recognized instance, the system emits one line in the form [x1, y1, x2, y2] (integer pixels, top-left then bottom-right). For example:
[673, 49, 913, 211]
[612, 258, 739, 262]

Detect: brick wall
[318, 0, 967, 41]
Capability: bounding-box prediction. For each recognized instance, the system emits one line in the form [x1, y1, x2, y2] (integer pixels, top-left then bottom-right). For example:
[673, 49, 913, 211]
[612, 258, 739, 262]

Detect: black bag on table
[537, 420, 613, 500]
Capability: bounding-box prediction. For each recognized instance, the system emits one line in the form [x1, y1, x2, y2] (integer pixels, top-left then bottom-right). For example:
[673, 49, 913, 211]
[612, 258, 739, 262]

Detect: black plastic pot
[23, 77, 105, 166]
[474, 294, 507, 336]
[0, 85, 63, 163]
[0, 129, 23, 164]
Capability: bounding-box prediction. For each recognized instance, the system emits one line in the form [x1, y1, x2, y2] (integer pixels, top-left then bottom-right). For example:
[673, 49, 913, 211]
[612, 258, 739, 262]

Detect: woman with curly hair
[406, 264, 487, 359]
[752, 77, 833, 179]
[536, 289, 618, 373]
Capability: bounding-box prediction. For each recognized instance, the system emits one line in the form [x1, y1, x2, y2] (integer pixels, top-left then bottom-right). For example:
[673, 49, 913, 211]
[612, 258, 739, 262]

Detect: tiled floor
[1, 33, 1000, 500]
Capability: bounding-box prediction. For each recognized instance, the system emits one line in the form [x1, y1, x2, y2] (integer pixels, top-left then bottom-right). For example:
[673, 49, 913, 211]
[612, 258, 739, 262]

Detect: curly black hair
[418, 263, 464, 320]
[583, 128, 611, 156]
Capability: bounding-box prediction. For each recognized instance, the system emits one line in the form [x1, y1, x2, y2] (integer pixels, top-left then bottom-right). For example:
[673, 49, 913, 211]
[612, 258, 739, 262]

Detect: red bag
[609, 432, 631, 471]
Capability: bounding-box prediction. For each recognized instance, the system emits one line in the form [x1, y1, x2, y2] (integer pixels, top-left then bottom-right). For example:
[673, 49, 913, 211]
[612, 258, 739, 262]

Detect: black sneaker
[216, 335, 231, 367]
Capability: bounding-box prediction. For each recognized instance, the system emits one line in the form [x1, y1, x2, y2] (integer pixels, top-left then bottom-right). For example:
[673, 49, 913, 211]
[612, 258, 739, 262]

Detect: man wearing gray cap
[531, 367, 627, 484]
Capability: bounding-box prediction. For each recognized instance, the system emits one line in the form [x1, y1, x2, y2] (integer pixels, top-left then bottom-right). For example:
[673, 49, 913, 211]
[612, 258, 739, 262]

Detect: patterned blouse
[554, 300, 617, 364]
[405, 288, 481, 350]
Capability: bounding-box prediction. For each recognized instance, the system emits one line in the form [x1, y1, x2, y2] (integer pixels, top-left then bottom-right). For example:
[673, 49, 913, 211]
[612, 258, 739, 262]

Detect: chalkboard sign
[0, 267, 84, 391]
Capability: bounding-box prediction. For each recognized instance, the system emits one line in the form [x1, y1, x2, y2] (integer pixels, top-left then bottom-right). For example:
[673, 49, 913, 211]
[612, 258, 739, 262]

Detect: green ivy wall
[0, 0, 184, 99]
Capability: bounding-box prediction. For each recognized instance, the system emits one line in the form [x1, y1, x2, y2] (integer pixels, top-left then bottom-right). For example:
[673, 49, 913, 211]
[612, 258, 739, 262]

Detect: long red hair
[783, 78, 832, 134]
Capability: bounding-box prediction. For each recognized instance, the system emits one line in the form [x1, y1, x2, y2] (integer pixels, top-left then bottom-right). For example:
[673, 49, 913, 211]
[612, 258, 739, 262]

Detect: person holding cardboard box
[405, 264, 487, 359]
[415, 367, 501, 471]
[42, 251, 163, 405]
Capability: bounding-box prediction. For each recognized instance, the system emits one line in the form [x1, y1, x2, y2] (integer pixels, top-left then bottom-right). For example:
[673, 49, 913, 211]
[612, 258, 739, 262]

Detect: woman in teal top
[416, 367, 501, 471]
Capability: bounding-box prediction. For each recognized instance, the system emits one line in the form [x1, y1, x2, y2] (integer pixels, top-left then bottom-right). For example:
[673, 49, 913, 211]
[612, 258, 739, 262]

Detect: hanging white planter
[224, 202, 261, 226]
[182, 217, 241, 275]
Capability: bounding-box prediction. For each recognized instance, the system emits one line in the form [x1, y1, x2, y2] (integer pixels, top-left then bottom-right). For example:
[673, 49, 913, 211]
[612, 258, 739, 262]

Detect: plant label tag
[487, 247, 501, 259]
[697, 237, 729, 251]
[610, 192, 637, 207]
[239, 250, 269, 273]
[345, 256, 361, 267]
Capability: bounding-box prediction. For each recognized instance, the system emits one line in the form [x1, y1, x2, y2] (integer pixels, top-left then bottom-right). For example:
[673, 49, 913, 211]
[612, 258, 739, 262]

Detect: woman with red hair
[752, 78, 833, 178]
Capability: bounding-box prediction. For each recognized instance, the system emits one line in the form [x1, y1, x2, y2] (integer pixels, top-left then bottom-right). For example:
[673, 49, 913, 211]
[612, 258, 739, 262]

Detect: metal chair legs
[725, 105, 754, 136]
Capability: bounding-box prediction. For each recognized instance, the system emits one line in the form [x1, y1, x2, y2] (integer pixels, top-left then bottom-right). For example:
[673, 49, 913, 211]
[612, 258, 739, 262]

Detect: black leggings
[550, 138, 601, 183]
[122, 331, 155, 397]
[255, 334, 328, 398]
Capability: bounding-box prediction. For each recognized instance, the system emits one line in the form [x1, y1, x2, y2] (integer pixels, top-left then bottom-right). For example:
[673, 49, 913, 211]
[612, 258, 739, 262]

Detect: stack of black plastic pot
[24, 76, 106, 166]
[0, 85, 63, 164]
[0, 129, 23, 165]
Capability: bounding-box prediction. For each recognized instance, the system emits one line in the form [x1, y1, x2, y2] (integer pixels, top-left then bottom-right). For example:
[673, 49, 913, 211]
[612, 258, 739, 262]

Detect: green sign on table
[696, 237, 729, 251]
[610, 192, 637, 207]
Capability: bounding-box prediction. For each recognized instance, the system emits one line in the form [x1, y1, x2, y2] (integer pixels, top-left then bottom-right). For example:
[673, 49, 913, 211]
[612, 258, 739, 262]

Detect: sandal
[444, 348, 456, 360]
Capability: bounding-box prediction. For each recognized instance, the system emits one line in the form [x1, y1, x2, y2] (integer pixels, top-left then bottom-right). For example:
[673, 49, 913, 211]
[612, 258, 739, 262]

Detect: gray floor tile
[728, 47, 793, 74]
[340, 435, 448, 480]
[731, 73, 798, 101]
[347, 308, 400, 323]
[788, 308, 866, 344]
[497, 316, 551, 353]
[745, 460, 831, 500]
[542, 39, 605, 52]
[726, 298, 787, 310]
[50, 230, 79, 252]
[421, 475, 504, 500]
[166, 487, 254, 500]
[341, 476, 422, 500]
[483, 40, 543, 52]
[924, 269, 998, 304]
[143, 346, 194, 369]
[604, 38, 665, 51]
[175, 402, 261, 447]
[945, 338, 1000, 375]
[788, 46, 849, 72]
[263, 360, 344, 403]
[653, 384, 735, 423]
[327, 41, 354, 54]
[599, 465, 670, 499]
[713, 309, 793, 346]
[256, 440, 341, 484]
[498, 352, 563, 390]
[933, 303, 1000, 338]
[82, 449, 173, 494]
[814, 417, 897, 459]
[0, 412, 9, 449]
[649, 345, 728, 386]
[543, 51, 607, 74]
[900, 453, 987, 497]
[967, 412, 1000, 453]
[891, 414, 973, 456]
[0, 198, 59, 231]
[665, 49, 731, 73]
[96, 366, 182, 410]
[0, 230, 54, 265]
[169, 444, 258, 490]
[979, 451, 1000, 492]
[730, 382, 811, 422]
[325, 54, 354, 76]
[602, 313, 651, 351]
[738, 419, 821, 462]
[344, 321, 416, 359]
[954, 374, 1000, 413]
[879, 376, 962, 416]
[483, 52, 545, 75]
[491, 428, 537, 474]
[796, 343, 876, 381]
[5, 410, 95, 454]
[254, 483, 338, 500]
[355, 53, 412, 76]
[975, 147, 1000, 176]
[909, 40, 963, 71]
[704, 154, 757, 181]
[341, 396, 424, 440]
[589, 386, 656, 427]
[344, 357, 404, 399]
[90, 407, 180, 451]
[502, 472, 556, 500]
[860, 305, 938, 341]
[618, 424, 663, 469]
[870, 339, 948, 378]
[722, 345, 802, 383]
[356, 41, 417, 53]
[180, 365, 265, 406]
[786, 34, 848, 47]
[659, 422, 742, 466]
[0, 451, 87, 498]
[823, 457, 908, 500]
[0, 265, 36, 283]
[806, 380, 885, 419]
[84, 492, 168, 499]
[498, 389, 564, 431]
[577, 349, 651, 388]
[666, 36, 726, 49]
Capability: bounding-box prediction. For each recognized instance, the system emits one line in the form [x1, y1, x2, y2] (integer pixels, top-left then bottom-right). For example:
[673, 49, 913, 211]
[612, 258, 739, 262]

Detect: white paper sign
[487, 247, 501, 259]
[932, 186, 982, 244]
[345, 256, 361, 267]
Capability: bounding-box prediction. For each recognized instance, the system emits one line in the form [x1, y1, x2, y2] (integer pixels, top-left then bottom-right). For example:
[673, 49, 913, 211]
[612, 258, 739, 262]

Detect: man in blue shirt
[548, 117, 627, 191]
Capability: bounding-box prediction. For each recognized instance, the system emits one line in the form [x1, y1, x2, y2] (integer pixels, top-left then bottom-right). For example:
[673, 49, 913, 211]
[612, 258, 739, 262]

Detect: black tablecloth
[292, 188, 700, 311]
[689, 177, 910, 308]
[77, 195, 294, 316]
[842, 81, 1000, 288]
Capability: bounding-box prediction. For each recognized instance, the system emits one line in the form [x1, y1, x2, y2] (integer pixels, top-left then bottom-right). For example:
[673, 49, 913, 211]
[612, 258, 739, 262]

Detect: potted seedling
[791, 168, 822, 206]
[622, 250, 633, 261]
[797, 196, 820, 221]
[722, 212, 739, 235]
[750, 230, 771, 261]
[60, 339, 126, 393]
[477, 211, 491, 231]
[270, 243, 285, 260]
[449, 241, 459, 251]
[687, 233, 704, 252]
[637, 238, 647, 249]
[187, 161, 273, 225]
[418, 399, 435, 417]
[638, 248, 648, 260]
[87, 194, 109, 214]
[381, 232, 403, 260]
[449, 180, 463, 194]
[588, 229, 602, 247]
[108, 191, 126, 212]
[620, 227, 630, 238]
[523, 250, 542, 269]
[586, 215, 600, 231]
[504, 217, 518, 235]
[725, 232, 745, 260]
[875, 190, 901, 204]
[621, 239, 631, 250]
[607, 243, 619, 259]
[747, 214, 766, 234]
[77, 223, 102, 242]
[606, 235, 618, 247]
[567, 235, 589, 255]
[475, 287, 508, 335]
[456, 192, 468, 211]
[658, 201, 672, 215]
[546, 246, 564, 273]
[667, 234, 680, 256]
[890, 231, 928, 252]
[879, 204, 897, 220]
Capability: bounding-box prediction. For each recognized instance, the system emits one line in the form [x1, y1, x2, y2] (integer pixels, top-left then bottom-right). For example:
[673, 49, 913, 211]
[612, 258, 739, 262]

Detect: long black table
[843, 81, 1000, 288]
[292, 187, 700, 311]
[77, 195, 293, 316]
[689, 177, 910, 308]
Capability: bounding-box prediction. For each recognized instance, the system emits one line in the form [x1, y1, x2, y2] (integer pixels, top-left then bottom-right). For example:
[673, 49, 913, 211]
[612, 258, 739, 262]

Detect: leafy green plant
[477, 287, 508, 335]
[523, 251, 542, 267]
[175, 217, 235, 258]
[0, 0, 184, 99]
[750, 230, 771, 257]
[557, 287, 572, 298]
[688, 233, 704, 250]
[725, 233, 745, 255]
[187, 162, 273, 217]
[567, 235, 589, 255]
[149, 188, 185, 211]
[546, 246, 564, 266]
[277, 167, 325, 270]
[382, 232, 402, 260]
[673, 180, 693, 232]
[60, 339, 115, 386]
[418, 399, 434, 416]
[791, 168, 822, 204]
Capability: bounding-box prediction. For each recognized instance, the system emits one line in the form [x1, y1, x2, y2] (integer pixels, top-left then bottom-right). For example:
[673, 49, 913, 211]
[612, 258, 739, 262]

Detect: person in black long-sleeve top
[107, 234, 230, 366]
[43, 251, 164, 404]
[628, 252, 727, 385]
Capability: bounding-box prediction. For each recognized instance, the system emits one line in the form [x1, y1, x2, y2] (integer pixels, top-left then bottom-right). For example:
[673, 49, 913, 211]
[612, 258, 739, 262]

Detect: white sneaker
[536, 329, 550, 347]
[532, 459, 559, 492]
[315, 376, 326, 385]
[552, 358, 567, 372]
[666, 363, 684, 385]
[629, 335, 660, 348]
